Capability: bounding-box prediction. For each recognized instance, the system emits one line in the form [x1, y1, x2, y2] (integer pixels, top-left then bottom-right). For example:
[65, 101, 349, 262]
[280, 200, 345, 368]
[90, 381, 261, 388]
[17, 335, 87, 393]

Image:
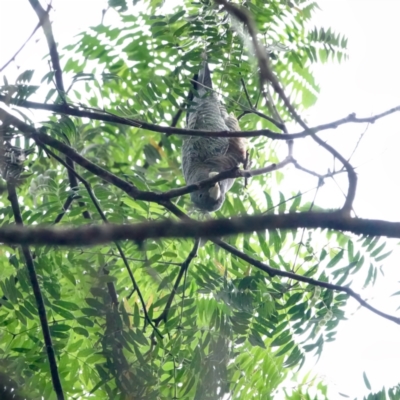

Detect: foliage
[362, 384, 400, 400]
[0, 0, 394, 399]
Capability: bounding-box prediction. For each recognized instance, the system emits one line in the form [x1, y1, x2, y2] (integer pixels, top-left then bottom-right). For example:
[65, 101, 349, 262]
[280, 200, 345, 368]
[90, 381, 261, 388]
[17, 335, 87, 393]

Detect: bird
[181, 61, 247, 212]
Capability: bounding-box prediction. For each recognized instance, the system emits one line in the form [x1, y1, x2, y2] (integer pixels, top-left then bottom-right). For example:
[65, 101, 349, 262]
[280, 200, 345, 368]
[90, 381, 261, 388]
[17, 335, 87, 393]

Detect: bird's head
[190, 171, 227, 212]
[190, 186, 225, 212]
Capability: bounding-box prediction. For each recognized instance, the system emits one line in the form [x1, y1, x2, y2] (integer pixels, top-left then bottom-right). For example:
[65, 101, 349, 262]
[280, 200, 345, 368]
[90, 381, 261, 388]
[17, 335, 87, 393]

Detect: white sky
[295, 2, 400, 399]
[1, 1, 400, 399]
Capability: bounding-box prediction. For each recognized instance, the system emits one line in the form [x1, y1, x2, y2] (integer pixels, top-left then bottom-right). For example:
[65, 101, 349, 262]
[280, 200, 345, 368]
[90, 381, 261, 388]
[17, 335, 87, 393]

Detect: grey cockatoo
[182, 62, 247, 212]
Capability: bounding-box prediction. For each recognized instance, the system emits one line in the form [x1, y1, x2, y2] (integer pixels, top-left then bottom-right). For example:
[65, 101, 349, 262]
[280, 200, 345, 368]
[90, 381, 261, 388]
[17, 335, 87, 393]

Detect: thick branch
[158, 201, 400, 326]
[1, 212, 400, 245]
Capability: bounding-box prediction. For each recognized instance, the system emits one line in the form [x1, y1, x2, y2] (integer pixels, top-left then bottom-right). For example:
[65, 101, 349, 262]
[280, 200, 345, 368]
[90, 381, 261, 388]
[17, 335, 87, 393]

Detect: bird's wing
[219, 103, 247, 164]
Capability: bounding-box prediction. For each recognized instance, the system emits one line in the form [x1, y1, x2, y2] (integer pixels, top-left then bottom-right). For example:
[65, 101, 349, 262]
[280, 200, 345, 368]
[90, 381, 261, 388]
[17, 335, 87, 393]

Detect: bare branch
[239, 78, 286, 131]
[311, 133, 357, 215]
[292, 159, 346, 182]
[28, 0, 65, 96]
[0, 5, 50, 73]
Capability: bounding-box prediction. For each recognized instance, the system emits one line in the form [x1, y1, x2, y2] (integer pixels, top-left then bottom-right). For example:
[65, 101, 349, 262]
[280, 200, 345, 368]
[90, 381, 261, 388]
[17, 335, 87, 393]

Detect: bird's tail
[196, 61, 213, 91]
[186, 61, 213, 125]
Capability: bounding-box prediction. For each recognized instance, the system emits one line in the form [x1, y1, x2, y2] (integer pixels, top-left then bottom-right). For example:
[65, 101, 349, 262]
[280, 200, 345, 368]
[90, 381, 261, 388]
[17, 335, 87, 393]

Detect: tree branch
[155, 201, 400, 327]
[311, 133, 357, 215]
[239, 78, 285, 131]
[7, 182, 65, 400]
[214, 239, 400, 325]
[214, 0, 307, 129]
[153, 239, 200, 325]
[1, 96, 397, 140]
[27, 0, 93, 221]
[0, 107, 295, 203]
[0, 4, 50, 73]
[1, 211, 400, 244]
[28, 0, 65, 96]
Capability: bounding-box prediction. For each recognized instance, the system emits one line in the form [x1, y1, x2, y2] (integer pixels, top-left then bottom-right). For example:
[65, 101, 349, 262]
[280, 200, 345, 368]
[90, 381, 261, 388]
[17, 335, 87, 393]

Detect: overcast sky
[297, 1, 400, 398]
[1, 1, 400, 399]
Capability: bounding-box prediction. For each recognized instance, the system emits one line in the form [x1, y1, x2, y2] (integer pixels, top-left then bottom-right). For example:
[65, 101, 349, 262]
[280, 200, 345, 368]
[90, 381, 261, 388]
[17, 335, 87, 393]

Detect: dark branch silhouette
[214, 0, 307, 129]
[238, 82, 285, 131]
[0, 107, 295, 202]
[0, 4, 50, 73]
[1, 95, 398, 140]
[7, 182, 65, 400]
[311, 133, 357, 215]
[28, 0, 65, 97]
[28, 0, 92, 221]
[153, 239, 200, 325]
[0, 211, 400, 245]
[214, 239, 400, 325]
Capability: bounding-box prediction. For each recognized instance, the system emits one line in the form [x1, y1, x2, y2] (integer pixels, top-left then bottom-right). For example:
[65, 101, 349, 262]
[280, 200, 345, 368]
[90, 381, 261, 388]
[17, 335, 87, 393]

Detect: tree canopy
[0, 0, 399, 399]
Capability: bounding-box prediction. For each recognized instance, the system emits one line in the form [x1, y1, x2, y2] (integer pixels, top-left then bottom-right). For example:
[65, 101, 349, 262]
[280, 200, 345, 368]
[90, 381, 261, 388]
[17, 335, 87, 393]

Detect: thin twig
[239, 78, 285, 130]
[0, 5, 50, 73]
[53, 195, 79, 223]
[1, 96, 399, 140]
[142, 104, 185, 169]
[214, 0, 307, 129]
[311, 133, 357, 215]
[292, 159, 346, 182]
[153, 239, 199, 325]
[347, 123, 369, 163]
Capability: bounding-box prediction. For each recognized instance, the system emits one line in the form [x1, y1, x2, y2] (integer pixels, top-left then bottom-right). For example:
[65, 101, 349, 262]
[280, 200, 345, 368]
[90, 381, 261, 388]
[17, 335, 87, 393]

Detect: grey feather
[182, 61, 246, 212]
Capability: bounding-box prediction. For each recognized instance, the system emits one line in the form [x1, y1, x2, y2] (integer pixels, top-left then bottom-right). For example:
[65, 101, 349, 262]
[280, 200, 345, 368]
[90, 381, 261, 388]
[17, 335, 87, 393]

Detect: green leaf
[363, 371, 371, 390]
[248, 330, 266, 349]
[169, 10, 186, 24]
[326, 249, 344, 268]
[347, 240, 354, 262]
[374, 251, 392, 262]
